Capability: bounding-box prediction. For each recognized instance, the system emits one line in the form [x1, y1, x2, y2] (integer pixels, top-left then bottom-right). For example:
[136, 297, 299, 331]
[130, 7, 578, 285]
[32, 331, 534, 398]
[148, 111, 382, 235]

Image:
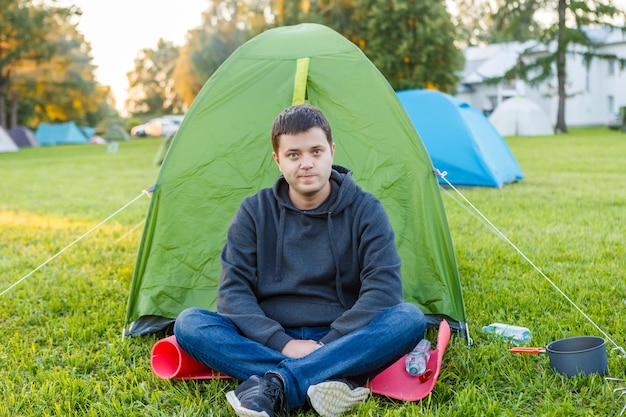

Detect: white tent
[489, 96, 554, 136]
[0, 126, 19, 153]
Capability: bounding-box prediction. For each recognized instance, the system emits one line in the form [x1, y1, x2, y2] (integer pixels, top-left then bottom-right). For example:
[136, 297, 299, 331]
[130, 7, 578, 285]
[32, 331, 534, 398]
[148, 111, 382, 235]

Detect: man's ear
[331, 143, 336, 156]
[272, 152, 280, 168]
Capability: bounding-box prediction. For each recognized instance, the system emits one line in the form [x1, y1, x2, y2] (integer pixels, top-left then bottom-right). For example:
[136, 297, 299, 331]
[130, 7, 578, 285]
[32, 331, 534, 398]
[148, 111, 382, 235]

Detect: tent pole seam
[292, 57, 309, 105]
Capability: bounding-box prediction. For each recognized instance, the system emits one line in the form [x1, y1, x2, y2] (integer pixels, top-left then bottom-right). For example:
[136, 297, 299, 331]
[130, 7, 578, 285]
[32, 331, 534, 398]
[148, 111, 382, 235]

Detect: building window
[608, 59, 615, 77]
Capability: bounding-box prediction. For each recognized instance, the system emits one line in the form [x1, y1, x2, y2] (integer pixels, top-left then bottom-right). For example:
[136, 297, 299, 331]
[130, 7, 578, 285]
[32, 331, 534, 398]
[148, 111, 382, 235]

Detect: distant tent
[489, 96, 554, 136]
[90, 136, 107, 145]
[81, 126, 95, 138]
[0, 127, 19, 153]
[8, 126, 40, 148]
[103, 124, 130, 142]
[397, 89, 524, 187]
[35, 122, 90, 145]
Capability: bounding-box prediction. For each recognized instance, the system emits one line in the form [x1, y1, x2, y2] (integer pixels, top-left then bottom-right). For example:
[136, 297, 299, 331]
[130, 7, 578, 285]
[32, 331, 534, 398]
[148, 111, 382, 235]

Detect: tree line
[2, 0, 624, 133]
[1, 0, 115, 130]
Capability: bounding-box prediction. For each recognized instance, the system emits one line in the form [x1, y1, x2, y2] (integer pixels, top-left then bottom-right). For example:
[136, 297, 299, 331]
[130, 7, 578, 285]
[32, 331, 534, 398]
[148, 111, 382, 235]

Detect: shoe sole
[226, 390, 271, 417]
[307, 381, 370, 417]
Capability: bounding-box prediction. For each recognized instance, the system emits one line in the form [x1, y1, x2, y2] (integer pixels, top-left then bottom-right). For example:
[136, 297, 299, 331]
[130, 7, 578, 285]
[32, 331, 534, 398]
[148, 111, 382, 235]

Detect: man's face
[272, 127, 335, 209]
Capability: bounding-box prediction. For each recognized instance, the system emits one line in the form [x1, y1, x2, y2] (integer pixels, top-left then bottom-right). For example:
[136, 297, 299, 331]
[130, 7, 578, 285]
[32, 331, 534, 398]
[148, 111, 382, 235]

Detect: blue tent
[397, 89, 523, 188]
[35, 122, 89, 146]
[80, 126, 95, 138]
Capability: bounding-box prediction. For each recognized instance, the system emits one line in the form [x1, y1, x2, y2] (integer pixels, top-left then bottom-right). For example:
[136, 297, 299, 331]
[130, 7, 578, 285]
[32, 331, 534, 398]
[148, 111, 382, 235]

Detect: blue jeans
[173, 302, 426, 410]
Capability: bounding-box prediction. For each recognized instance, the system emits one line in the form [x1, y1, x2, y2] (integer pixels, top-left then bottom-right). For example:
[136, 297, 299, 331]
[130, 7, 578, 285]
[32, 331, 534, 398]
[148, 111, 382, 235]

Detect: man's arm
[217, 201, 293, 352]
[319, 196, 404, 345]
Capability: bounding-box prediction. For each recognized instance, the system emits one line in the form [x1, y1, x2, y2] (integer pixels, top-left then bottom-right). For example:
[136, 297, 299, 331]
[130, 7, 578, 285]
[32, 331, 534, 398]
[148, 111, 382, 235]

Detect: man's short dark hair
[271, 104, 333, 153]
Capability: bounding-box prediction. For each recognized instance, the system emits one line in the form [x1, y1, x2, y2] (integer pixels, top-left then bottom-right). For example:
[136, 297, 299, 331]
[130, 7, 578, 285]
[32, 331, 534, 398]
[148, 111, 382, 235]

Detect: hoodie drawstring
[274, 205, 286, 281]
[327, 212, 349, 308]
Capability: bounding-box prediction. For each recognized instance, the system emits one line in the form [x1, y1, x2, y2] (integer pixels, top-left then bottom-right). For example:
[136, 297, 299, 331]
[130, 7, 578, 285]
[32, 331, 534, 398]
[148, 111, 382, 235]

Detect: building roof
[460, 27, 626, 85]
[461, 41, 537, 84]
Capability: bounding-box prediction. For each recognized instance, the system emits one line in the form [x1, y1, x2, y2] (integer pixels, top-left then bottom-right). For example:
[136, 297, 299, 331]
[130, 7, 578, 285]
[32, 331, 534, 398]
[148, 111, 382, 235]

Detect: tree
[352, 0, 464, 91]
[0, 0, 71, 128]
[126, 0, 268, 116]
[126, 39, 185, 116]
[15, 16, 113, 127]
[447, 0, 493, 47]
[171, 0, 267, 107]
[171, 44, 204, 106]
[491, 0, 626, 133]
[269, 0, 464, 92]
[273, 0, 357, 33]
[0, 1, 110, 129]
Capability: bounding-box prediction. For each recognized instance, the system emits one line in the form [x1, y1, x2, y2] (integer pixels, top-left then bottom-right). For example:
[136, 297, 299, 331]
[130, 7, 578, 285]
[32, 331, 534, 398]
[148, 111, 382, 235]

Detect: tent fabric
[81, 126, 95, 138]
[0, 127, 19, 152]
[489, 96, 554, 136]
[8, 126, 40, 148]
[397, 89, 524, 188]
[125, 23, 468, 338]
[103, 124, 130, 141]
[35, 122, 90, 145]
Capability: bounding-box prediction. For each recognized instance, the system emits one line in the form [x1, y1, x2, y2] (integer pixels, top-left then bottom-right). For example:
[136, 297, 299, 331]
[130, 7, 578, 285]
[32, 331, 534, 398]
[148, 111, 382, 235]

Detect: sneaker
[307, 379, 370, 417]
[226, 373, 286, 417]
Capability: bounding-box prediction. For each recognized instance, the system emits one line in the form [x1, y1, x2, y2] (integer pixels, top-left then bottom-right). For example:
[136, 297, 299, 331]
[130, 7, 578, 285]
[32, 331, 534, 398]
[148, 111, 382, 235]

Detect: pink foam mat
[150, 319, 451, 401]
[368, 319, 451, 401]
[150, 335, 231, 380]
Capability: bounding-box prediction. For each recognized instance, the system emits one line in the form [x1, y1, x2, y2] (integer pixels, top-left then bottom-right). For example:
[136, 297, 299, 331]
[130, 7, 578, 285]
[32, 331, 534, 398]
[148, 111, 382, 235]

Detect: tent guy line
[0, 189, 151, 297]
[115, 219, 147, 243]
[436, 169, 626, 356]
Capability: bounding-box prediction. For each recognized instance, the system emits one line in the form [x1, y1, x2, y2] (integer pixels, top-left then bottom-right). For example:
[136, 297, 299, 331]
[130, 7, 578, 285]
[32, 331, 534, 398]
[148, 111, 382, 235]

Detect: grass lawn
[0, 129, 625, 416]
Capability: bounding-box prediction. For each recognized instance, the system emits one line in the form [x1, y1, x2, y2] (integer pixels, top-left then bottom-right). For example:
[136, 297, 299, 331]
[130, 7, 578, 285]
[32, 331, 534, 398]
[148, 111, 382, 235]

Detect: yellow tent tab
[292, 57, 310, 105]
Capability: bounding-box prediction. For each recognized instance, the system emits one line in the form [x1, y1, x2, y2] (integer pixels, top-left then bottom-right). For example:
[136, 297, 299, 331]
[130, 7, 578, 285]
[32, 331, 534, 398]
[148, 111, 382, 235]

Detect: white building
[457, 27, 626, 128]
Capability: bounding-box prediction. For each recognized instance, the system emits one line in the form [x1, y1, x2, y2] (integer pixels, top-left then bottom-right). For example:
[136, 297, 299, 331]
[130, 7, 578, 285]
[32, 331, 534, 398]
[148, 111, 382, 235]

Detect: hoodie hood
[272, 165, 359, 216]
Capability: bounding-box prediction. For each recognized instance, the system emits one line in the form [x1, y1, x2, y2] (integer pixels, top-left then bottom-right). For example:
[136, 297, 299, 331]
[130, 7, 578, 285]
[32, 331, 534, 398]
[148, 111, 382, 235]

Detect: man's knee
[173, 307, 205, 339]
[391, 302, 427, 335]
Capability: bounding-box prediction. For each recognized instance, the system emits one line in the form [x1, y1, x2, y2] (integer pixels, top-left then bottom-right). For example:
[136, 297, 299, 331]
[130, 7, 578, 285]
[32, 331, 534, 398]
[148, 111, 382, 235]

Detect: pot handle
[509, 347, 546, 354]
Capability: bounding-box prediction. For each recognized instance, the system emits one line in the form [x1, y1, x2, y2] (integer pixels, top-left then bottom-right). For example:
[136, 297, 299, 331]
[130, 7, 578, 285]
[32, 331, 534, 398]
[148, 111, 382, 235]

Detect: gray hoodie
[217, 165, 403, 352]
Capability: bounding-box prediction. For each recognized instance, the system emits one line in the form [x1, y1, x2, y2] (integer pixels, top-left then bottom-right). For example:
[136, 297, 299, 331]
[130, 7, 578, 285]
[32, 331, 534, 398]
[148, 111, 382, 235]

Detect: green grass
[1, 130, 625, 416]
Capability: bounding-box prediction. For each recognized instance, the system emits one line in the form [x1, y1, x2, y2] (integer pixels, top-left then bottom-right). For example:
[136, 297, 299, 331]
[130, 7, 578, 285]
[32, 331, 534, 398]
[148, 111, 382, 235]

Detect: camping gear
[8, 126, 40, 147]
[489, 96, 554, 136]
[606, 378, 626, 415]
[124, 23, 468, 339]
[369, 319, 451, 400]
[510, 336, 608, 377]
[103, 124, 130, 142]
[81, 126, 95, 138]
[0, 127, 19, 153]
[150, 320, 451, 401]
[151, 336, 231, 380]
[482, 323, 531, 344]
[35, 121, 90, 145]
[405, 339, 432, 376]
[397, 89, 524, 187]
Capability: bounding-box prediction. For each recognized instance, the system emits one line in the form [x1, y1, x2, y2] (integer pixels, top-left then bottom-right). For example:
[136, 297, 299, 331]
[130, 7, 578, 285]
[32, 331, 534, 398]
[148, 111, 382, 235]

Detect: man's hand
[281, 339, 322, 358]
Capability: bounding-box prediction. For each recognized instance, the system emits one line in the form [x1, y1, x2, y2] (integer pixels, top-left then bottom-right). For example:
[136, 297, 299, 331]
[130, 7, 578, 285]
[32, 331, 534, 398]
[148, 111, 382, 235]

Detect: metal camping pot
[510, 336, 608, 377]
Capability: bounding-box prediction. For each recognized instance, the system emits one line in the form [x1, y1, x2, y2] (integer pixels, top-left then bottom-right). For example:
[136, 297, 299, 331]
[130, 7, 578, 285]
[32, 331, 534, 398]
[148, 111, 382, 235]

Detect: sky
[62, 0, 626, 114]
[67, 0, 209, 112]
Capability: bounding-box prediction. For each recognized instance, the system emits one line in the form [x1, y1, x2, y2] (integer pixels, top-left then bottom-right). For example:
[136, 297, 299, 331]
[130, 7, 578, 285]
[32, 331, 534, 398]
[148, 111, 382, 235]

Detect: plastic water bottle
[405, 339, 432, 376]
[481, 323, 531, 345]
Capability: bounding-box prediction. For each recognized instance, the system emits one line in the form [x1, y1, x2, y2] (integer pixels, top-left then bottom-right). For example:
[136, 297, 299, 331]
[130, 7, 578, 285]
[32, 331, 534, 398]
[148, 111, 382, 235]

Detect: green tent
[125, 23, 468, 338]
[103, 123, 130, 142]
